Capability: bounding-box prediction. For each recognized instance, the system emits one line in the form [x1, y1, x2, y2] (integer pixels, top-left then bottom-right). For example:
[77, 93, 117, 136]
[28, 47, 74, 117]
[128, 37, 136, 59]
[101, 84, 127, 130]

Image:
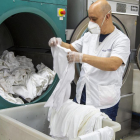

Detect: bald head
[90, 0, 111, 16]
[99, 0, 111, 15]
[88, 0, 114, 34]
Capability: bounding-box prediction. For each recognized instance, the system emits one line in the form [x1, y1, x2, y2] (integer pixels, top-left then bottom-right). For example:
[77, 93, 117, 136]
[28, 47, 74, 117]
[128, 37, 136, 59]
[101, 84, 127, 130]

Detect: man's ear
[106, 14, 110, 20]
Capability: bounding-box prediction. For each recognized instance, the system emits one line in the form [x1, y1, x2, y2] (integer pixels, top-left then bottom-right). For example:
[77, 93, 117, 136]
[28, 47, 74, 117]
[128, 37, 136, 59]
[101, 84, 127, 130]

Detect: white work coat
[72, 27, 130, 109]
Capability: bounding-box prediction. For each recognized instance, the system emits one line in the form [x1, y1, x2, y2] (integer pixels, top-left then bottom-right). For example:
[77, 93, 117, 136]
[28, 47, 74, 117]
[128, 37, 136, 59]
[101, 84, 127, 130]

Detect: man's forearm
[82, 54, 122, 71]
[61, 42, 77, 52]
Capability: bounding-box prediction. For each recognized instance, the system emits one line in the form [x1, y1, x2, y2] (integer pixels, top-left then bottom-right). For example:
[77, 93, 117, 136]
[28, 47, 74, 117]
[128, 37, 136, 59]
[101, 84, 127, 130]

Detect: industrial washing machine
[0, 0, 67, 109]
[67, 0, 139, 139]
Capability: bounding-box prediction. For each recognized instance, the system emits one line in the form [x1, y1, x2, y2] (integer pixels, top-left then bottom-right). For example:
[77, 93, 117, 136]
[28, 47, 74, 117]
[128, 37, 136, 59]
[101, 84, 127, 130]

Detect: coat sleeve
[71, 34, 86, 53]
[111, 36, 130, 65]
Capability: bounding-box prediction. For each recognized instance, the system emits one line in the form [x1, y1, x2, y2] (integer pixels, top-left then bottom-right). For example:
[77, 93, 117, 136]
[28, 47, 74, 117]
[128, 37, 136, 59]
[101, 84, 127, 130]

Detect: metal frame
[87, 0, 139, 16]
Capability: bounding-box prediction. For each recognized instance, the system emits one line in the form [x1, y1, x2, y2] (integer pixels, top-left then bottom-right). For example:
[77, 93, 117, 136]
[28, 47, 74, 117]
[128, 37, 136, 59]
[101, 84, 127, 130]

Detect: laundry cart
[0, 102, 121, 140]
[0, 0, 67, 109]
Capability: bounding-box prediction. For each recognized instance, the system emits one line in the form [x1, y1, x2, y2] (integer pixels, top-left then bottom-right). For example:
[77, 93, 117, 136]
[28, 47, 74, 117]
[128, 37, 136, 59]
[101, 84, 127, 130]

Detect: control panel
[87, 0, 139, 16]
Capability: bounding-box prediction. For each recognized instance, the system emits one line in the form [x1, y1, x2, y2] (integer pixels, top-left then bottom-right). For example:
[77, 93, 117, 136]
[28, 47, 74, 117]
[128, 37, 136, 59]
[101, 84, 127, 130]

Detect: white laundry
[12, 68, 28, 86]
[12, 86, 30, 102]
[26, 74, 51, 97]
[99, 127, 114, 140]
[37, 63, 55, 85]
[13, 70, 55, 101]
[0, 68, 10, 79]
[49, 100, 81, 137]
[0, 59, 9, 71]
[0, 87, 24, 104]
[1, 50, 20, 71]
[0, 50, 55, 104]
[79, 131, 100, 140]
[48, 99, 111, 139]
[16, 55, 35, 73]
[78, 112, 110, 136]
[79, 127, 114, 140]
[2, 69, 10, 77]
[0, 77, 14, 94]
[51, 45, 71, 78]
[44, 45, 75, 111]
[0, 71, 3, 78]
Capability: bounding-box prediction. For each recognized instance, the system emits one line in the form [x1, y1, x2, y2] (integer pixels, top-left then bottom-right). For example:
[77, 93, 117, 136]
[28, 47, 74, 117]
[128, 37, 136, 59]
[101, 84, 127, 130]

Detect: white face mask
[88, 21, 100, 34]
[88, 10, 111, 34]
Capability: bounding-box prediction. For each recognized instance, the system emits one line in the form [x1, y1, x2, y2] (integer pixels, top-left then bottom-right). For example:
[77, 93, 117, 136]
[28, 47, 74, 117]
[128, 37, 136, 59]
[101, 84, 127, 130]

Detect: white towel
[44, 45, 75, 111]
[78, 112, 110, 136]
[99, 127, 114, 140]
[79, 131, 100, 140]
[79, 127, 114, 140]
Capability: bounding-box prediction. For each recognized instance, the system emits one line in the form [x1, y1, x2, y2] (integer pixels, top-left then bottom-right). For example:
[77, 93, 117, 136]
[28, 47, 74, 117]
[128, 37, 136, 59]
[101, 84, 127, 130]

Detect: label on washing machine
[131, 6, 139, 12]
[59, 17, 63, 20]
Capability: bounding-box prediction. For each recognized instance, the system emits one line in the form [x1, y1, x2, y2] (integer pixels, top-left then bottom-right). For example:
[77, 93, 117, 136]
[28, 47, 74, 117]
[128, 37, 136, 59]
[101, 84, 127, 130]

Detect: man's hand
[48, 37, 62, 47]
[67, 51, 83, 63]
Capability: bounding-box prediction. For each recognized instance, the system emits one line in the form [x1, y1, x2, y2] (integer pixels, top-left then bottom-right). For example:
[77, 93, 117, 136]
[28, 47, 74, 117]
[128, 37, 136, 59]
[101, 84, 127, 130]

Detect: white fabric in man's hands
[44, 45, 75, 111]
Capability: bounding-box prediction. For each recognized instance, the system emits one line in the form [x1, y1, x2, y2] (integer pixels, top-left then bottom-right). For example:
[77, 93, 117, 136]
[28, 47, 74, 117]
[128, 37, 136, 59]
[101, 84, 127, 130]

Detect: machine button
[58, 9, 66, 17]
[60, 10, 66, 15]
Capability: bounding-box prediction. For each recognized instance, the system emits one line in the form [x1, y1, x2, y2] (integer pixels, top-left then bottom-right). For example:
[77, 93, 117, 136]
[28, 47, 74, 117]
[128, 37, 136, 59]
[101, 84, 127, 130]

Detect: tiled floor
[118, 118, 140, 140]
[123, 128, 140, 140]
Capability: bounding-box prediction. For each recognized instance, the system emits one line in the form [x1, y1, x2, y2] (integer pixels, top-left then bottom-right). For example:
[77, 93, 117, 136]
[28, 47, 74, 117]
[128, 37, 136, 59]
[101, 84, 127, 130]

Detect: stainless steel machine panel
[87, 0, 139, 16]
[110, 0, 139, 5]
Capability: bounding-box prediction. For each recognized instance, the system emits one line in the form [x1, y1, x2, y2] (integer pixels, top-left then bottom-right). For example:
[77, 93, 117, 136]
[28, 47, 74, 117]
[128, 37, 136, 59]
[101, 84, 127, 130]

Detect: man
[48, 0, 130, 121]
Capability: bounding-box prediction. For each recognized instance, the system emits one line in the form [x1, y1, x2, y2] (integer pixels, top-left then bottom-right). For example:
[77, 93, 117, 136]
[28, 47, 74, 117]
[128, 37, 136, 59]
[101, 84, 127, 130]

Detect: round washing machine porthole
[0, 12, 59, 109]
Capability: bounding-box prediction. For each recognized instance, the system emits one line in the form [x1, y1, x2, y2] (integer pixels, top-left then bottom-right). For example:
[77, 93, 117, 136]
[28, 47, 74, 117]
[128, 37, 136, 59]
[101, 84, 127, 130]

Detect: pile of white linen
[48, 99, 112, 140]
[0, 50, 55, 104]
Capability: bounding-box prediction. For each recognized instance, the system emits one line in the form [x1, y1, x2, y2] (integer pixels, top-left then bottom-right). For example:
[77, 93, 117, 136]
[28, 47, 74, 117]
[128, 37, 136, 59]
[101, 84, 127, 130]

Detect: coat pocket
[98, 84, 117, 106]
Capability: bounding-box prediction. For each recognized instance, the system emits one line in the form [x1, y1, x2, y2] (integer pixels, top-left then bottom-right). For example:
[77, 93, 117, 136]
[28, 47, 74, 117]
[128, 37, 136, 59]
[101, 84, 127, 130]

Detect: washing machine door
[70, 15, 130, 85]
